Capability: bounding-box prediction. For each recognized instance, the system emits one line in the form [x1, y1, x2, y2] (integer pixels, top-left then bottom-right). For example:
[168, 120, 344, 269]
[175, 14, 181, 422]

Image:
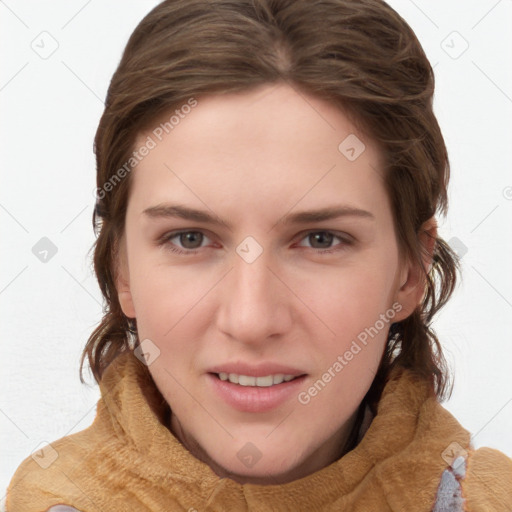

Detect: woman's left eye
[295, 231, 352, 254]
[158, 230, 352, 255]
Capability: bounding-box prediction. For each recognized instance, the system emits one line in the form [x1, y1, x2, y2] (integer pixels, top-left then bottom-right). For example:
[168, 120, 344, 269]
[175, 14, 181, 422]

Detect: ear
[392, 217, 437, 322]
[115, 234, 136, 319]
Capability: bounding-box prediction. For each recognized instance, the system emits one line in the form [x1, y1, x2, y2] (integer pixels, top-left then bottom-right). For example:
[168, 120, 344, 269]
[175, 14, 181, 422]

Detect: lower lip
[207, 373, 307, 413]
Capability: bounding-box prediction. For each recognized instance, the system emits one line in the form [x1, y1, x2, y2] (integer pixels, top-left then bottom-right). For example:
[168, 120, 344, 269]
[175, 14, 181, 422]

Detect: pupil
[182, 231, 202, 249]
[312, 232, 332, 248]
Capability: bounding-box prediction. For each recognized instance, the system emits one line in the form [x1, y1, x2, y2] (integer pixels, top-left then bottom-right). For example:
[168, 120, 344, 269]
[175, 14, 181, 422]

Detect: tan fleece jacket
[6, 350, 512, 511]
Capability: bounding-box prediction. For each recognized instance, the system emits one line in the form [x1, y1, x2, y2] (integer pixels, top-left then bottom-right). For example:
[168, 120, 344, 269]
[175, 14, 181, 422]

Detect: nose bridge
[233, 238, 277, 314]
[218, 236, 289, 341]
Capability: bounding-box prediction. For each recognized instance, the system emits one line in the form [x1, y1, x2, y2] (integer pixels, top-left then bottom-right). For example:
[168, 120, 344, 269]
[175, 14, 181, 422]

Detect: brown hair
[81, 0, 459, 404]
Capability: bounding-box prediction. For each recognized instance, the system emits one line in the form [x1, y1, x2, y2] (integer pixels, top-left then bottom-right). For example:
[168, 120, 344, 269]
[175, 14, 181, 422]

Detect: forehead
[129, 84, 388, 221]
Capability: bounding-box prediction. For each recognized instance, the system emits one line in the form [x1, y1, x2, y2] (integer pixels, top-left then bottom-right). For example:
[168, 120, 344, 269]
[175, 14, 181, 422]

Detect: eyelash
[157, 229, 353, 256]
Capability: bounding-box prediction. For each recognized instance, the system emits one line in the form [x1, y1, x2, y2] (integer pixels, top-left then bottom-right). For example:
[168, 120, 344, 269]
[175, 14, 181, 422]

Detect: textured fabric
[47, 507, 82, 512]
[6, 350, 512, 512]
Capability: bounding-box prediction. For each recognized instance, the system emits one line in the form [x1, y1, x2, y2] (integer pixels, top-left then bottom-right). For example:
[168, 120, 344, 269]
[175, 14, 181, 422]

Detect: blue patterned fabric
[432, 455, 467, 512]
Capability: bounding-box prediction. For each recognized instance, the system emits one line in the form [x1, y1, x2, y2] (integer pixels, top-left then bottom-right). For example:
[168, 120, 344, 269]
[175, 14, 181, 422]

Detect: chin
[215, 460, 305, 485]
[203, 441, 311, 485]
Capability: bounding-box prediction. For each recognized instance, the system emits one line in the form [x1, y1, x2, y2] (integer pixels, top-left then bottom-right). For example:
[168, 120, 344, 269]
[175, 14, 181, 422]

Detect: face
[116, 83, 428, 484]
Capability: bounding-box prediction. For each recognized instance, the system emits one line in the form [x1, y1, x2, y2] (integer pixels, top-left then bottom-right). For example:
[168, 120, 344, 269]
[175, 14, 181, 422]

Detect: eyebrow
[142, 203, 375, 230]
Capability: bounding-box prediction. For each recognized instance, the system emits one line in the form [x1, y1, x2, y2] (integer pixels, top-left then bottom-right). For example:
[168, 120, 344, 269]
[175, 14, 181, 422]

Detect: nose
[215, 241, 292, 349]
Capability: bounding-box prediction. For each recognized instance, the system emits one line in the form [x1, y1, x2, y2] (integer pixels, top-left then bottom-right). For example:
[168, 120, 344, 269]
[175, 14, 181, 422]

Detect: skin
[116, 82, 436, 485]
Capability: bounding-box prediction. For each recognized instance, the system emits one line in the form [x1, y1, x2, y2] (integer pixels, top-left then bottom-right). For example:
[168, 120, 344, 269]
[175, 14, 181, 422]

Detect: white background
[1, 0, 511, 498]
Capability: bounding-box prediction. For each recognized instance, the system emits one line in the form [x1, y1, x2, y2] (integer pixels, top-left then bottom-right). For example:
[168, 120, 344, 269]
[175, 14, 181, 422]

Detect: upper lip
[208, 362, 307, 377]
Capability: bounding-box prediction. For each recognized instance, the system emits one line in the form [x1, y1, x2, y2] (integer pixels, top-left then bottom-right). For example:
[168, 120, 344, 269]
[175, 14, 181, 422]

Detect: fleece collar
[95, 350, 470, 510]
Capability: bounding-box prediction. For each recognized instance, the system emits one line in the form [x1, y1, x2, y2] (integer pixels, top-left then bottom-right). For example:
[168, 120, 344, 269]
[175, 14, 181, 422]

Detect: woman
[7, 0, 512, 510]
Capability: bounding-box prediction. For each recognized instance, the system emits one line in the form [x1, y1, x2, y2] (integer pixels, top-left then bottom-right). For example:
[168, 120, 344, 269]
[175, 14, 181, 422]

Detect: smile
[216, 372, 298, 387]
[208, 373, 307, 413]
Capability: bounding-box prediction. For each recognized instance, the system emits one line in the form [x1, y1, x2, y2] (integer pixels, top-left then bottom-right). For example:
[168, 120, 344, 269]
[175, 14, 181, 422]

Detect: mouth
[207, 371, 308, 413]
[210, 372, 306, 387]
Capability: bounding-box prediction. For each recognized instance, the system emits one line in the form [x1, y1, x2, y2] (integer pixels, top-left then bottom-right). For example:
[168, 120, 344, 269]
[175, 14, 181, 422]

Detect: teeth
[239, 375, 256, 386]
[217, 372, 298, 386]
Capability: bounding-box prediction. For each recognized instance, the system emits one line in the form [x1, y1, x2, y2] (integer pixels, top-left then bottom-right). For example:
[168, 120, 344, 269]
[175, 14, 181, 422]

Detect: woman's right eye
[159, 230, 211, 255]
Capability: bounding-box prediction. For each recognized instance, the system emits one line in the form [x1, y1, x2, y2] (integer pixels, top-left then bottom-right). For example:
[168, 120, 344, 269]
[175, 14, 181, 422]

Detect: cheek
[310, 262, 396, 331]
[300, 267, 394, 415]
[302, 261, 396, 389]
[128, 251, 209, 337]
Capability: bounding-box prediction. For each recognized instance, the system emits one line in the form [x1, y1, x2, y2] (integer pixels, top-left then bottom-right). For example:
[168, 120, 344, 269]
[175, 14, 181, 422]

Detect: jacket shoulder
[462, 446, 512, 511]
[5, 422, 108, 512]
